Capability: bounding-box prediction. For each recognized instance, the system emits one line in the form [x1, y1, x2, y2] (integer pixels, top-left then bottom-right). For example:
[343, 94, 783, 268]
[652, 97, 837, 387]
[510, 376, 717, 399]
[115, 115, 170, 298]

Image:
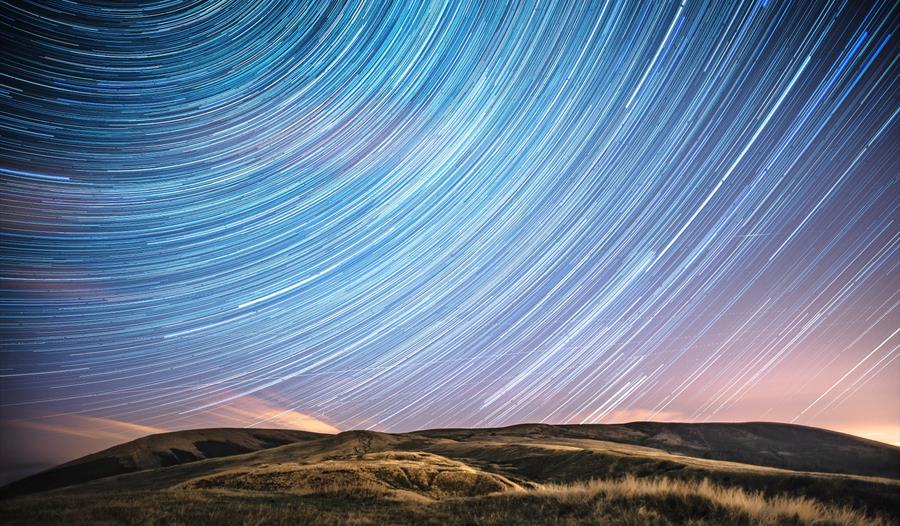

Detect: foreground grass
[460, 476, 890, 526]
[0, 475, 893, 526]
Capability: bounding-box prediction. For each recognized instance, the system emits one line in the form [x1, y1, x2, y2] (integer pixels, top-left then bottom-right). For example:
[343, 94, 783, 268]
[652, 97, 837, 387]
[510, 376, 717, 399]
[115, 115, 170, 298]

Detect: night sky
[1, 0, 898, 483]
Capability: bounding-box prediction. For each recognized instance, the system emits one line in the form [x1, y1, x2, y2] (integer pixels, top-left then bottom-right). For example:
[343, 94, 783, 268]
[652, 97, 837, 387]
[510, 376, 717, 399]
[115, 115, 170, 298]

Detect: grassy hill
[1, 422, 897, 525]
[418, 421, 900, 478]
[0, 428, 326, 498]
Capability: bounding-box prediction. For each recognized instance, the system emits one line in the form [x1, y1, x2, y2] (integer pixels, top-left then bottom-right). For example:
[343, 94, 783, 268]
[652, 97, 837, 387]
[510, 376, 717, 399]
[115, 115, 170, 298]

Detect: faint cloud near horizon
[200, 395, 339, 434]
[595, 407, 900, 448]
[599, 408, 687, 424]
[7, 415, 166, 442]
[830, 424, 900, 448]
[0, 395, 338, 485]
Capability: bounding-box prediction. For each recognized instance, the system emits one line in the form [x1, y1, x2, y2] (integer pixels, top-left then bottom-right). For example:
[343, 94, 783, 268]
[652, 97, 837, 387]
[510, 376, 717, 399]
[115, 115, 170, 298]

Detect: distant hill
[1, 422, 898, 525]
[417, 421, 900, 479]
[0, 428, 326, 498]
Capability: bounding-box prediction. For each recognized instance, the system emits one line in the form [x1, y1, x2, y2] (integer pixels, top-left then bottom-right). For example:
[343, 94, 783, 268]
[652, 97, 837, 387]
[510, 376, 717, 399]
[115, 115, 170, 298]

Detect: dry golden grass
[3, 430, 897, 526]
[2, 474, 891, 526]
[181, 451, 521, 500]
[526, 475, 889, 526]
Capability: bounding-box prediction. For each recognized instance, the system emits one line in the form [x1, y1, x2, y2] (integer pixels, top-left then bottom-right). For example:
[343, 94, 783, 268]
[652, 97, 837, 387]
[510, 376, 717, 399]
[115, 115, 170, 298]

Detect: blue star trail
[0, 0, 897, 444]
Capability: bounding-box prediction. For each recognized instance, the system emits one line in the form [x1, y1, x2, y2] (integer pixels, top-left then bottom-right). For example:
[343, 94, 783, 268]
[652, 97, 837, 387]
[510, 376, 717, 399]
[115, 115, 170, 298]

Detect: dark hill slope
[416, 421, 900, 479]
[0, 428, 326, 497]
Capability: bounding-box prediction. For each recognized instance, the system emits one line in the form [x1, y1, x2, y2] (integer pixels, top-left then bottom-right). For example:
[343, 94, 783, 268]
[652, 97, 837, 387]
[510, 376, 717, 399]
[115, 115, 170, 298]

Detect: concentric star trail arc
[0, 0, 897, 453]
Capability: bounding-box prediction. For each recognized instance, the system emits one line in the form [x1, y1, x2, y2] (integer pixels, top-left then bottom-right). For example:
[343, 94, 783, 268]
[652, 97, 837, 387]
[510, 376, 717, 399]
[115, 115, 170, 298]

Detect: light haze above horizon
[1, 0, 897, 484]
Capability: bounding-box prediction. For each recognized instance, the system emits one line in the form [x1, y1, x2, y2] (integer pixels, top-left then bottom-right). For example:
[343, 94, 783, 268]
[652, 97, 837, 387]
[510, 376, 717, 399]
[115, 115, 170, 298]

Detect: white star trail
[0, 0, 897, 442]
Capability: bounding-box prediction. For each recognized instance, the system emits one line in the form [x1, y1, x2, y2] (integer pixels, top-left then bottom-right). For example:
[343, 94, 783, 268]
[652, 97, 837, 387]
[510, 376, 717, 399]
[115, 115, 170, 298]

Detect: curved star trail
[0, 0, 897, 448]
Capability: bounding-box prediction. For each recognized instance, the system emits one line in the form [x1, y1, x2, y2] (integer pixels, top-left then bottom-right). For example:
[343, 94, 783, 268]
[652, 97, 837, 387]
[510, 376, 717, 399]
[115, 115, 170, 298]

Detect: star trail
[0, 0, 898, 476]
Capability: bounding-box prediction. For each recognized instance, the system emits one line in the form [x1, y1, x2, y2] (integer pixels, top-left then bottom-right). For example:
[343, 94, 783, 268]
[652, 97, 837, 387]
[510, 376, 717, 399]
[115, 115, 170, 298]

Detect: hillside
[0, 428, 326, 498]
[1, 422, 898, 525]
[418, 421, 900, 479]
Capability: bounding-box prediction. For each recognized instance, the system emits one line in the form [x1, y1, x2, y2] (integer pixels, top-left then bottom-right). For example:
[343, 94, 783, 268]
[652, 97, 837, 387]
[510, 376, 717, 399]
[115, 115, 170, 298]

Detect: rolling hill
[417, 421, 900, 478]
[0, 427, 326, 498]
[1, 422, 898, 525]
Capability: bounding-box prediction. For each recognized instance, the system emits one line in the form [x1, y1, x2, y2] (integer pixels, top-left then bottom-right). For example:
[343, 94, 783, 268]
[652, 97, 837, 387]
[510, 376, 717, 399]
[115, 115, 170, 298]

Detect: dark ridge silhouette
[0, 428, 327, 498]
[417, 421, 900, 479]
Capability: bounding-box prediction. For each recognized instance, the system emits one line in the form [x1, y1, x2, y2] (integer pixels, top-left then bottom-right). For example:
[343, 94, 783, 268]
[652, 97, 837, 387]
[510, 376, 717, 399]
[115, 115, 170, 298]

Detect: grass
[4, 430, 896, 525]
[183, 451, 521, 499]
[516, 476, 889, 525]
[1, 475, 891, 526]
